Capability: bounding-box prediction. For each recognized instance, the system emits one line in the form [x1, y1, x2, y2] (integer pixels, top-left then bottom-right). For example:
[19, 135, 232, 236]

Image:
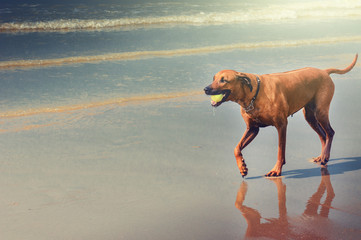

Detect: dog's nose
[204, 85, 212, 94]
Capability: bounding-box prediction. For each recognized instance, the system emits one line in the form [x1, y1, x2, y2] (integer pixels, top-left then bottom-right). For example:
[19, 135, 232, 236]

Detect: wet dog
[204, 54, 358, 177]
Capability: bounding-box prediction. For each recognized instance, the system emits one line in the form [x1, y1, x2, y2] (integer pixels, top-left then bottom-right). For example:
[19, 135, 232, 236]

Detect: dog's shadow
[284, 156, 361, 179]
[247, 156, 361, 179]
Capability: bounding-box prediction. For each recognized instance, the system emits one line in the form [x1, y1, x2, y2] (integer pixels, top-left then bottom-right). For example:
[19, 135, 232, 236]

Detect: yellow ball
[211, 94, 225, 103]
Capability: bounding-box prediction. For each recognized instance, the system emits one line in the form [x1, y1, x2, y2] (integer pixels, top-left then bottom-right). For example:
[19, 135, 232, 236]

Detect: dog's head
[204, 70, 253, 107]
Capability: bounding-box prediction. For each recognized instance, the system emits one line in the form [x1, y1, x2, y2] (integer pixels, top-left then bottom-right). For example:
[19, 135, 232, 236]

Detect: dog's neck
[237, 76, 260, 113]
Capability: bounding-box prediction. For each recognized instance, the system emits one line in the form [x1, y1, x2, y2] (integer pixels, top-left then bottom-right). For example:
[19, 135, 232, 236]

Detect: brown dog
[204, 54, 358, 177]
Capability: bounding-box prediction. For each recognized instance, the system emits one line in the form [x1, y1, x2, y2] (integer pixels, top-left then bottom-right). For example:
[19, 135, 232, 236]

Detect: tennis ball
[211, 94, 225, 103]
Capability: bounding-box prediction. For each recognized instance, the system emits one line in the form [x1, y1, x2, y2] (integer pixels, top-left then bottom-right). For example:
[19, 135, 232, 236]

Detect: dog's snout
[204, 85, 212, 94]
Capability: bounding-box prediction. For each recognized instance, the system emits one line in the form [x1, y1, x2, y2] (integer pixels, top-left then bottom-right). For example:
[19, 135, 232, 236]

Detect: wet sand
[1, 71, 361, 239]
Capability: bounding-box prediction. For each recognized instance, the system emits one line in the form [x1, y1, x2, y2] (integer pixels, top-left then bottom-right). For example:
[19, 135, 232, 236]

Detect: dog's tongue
[211, 100, 217, 106]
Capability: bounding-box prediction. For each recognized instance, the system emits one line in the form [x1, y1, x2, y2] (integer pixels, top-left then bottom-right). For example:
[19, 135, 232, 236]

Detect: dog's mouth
[204, 88, 231, 107]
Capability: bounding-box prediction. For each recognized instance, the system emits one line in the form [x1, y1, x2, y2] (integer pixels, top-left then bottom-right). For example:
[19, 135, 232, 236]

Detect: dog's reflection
[303, 168, 335, 218]
[235, 168, 335, 239]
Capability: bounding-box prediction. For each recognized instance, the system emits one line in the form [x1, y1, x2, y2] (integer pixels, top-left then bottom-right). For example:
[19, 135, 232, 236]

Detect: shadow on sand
[247, 156, 361, 179]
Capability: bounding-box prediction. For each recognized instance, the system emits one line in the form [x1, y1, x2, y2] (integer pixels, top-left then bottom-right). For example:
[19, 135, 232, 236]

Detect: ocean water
[1, 0, 361, 239]
[1, 0, 361, 114]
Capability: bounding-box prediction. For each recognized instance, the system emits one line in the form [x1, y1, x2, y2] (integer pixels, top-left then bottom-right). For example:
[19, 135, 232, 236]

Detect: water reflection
[303, 168, 335, 218]
[235, 168, 335, 239]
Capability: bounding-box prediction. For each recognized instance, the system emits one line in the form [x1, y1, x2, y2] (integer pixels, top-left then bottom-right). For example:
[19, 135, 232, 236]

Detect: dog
[204, 54, 358, 177]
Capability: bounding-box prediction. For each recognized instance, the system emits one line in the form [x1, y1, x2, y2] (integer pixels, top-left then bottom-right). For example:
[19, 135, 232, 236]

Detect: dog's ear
[236, 74, 253, 92]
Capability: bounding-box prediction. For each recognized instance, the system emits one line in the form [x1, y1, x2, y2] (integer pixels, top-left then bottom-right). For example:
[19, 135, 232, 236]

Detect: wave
[0, 91, 203, 118]
[1, 36, 361, 70]
[1, 1, 361, 32]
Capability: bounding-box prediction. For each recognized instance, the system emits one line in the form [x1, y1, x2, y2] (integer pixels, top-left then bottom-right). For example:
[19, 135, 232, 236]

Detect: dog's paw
[311, 156, 322, 163]
[311, 156, 329, 166]
[265, 171, 281, 177]
[320, 158, 329, 166]
[240, 163, 248, 177]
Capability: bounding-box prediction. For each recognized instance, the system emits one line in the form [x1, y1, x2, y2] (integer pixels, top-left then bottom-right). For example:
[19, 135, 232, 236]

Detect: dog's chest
[242, 109, 272, 127]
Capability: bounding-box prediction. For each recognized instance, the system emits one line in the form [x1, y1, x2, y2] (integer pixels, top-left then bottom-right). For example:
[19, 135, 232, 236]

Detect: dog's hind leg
[303, 105, 327, 163]
[313, 81, 335, 165]
[315, 111, 335, 165]
[234, 126, 259, 177]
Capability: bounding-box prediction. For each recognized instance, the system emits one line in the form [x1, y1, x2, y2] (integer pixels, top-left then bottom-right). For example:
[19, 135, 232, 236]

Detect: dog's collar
[243, 76, 260, 113]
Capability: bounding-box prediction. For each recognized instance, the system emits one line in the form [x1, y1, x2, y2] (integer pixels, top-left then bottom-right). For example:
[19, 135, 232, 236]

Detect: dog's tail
[325, 54, 358, 75]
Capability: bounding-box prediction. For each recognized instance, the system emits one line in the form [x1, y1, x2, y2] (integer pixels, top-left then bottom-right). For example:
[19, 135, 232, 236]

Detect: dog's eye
[220, 78, 229, 84]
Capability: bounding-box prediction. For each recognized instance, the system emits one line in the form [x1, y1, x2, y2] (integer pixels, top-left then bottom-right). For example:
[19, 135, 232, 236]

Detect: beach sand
[1, 68, 361, 239]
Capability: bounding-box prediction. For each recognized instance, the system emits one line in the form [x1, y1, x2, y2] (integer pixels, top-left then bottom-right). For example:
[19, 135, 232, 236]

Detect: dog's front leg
[266, 122, 287, 177]
[234, 126, 259, 177]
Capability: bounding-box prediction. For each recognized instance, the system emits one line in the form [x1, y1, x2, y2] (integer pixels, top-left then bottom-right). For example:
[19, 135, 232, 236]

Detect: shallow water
[1, 0, 361, 239]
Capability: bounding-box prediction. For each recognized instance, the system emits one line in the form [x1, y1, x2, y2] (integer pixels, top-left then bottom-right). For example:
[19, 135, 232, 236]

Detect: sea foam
[1, 1, 361, 32]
